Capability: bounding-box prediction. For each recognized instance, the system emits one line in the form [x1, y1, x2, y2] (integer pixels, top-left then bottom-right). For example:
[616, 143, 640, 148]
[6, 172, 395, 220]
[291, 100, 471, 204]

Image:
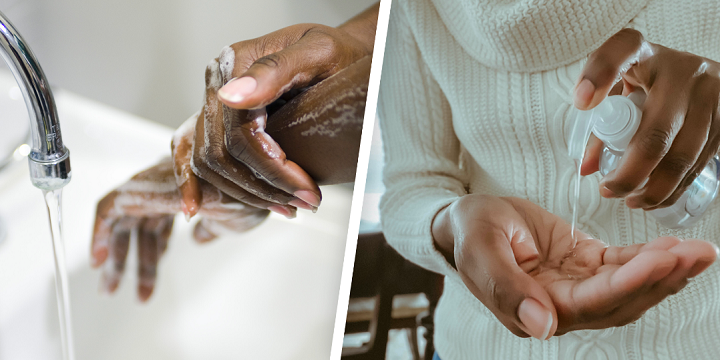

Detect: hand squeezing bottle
[571, 91, 720, 229]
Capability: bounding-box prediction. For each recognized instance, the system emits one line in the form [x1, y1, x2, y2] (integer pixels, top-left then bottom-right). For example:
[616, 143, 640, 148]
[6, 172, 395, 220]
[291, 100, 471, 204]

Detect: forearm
[265, 56, 371, 185]
[337, 2, 380, 53]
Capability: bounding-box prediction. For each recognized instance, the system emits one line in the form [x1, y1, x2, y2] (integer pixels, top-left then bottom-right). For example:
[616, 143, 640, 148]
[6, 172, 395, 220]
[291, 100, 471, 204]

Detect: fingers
[586, 38, 720, 208]
[193, 220, 218, 243]
[100, 217, 136, 294]
[575, 29, 651, 110]
[569, 249, 677, 319]
[647, 89, 720, 209]
[136, 216, 174, 302]
[172, 113, 203, 219]
[191, 185, 270, 243]
[191, 211, 270, 244]
[190, 107, 297, 217]
[666, 239, 718, 279]
[214, 48, 321, 207]
[454, 197, 557, 340]
[193, 60, 303, 212]
[218, 26, 366, 110]
[600, 239, 718, 326]
[91, 191, 118, 267]
[217, 41, 327, 109]
[621, 75, 713, 207]
[599, 81, 688, 198]
[154, 215, 175, 256]
[581, 237, 716, 328]
[224, 107, 321, 207]
[602, 236, 681, 265]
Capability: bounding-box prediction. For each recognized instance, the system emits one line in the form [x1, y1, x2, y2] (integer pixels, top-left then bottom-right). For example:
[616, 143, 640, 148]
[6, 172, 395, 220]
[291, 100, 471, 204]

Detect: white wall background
[0, 0, 376, 127]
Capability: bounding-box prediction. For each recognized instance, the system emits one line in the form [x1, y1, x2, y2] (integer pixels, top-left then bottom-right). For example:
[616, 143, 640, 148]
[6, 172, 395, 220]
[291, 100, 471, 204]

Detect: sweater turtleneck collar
[428, 0, 650, 72]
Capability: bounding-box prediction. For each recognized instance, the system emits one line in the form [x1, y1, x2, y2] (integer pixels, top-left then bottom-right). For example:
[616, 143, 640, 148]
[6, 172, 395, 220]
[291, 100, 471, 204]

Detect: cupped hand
[574, 28, 720, 210]
[91, 158, 269, 301]
[182, 4, 378, 217]
[432, 195, 718, 339]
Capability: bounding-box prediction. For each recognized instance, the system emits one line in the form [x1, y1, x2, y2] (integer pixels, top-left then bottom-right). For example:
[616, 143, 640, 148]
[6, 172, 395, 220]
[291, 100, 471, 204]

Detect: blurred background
[0, 0, 375, 128]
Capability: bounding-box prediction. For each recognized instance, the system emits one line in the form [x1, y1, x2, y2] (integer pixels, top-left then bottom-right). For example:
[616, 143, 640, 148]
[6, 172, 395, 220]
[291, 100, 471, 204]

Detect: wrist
[337, 3, 379, 54]
[432, 200, 458, 267]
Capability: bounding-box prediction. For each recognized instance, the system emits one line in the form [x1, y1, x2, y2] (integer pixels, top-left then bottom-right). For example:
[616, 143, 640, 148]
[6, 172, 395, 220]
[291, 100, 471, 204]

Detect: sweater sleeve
[377, 1, 467, 280]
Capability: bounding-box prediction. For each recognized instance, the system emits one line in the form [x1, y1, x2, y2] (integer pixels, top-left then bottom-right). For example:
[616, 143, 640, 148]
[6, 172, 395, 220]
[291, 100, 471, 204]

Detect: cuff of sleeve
[380, 187, 464, 283]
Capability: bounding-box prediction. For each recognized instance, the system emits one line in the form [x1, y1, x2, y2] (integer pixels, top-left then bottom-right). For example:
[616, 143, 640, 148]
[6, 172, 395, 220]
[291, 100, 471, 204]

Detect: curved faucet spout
[0, 11, 70, 190]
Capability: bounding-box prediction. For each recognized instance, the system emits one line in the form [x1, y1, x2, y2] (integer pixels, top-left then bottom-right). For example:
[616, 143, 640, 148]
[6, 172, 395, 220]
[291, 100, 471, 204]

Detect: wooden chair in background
[342, 230, 444, 360]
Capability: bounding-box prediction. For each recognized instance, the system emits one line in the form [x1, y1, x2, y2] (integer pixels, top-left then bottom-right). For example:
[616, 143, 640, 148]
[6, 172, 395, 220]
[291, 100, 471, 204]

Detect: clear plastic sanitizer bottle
[591, 92, 720, 229]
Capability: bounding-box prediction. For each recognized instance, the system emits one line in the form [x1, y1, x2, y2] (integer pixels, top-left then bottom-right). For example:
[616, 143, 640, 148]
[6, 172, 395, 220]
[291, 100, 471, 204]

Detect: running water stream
[43, 189, 75, 360]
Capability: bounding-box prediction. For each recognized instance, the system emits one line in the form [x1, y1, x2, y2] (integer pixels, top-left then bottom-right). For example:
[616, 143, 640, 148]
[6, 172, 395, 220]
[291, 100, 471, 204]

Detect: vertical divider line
[328, 0, 393, 358]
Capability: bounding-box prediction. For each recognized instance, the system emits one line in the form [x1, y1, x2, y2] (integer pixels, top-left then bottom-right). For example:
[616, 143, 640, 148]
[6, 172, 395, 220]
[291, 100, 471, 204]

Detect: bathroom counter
[0, 77, 350, 359]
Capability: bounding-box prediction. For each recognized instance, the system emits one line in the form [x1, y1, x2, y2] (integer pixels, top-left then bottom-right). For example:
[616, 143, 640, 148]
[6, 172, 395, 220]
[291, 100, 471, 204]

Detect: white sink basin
[0, 74, 349, 359]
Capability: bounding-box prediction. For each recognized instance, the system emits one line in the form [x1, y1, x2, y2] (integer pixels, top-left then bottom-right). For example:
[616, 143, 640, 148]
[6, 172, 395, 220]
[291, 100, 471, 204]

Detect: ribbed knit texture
[378, 0, 720, 359]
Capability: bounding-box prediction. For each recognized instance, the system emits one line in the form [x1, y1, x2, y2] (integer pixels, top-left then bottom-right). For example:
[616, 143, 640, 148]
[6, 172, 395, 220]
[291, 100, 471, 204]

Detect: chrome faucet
[0, 11, 70, 190]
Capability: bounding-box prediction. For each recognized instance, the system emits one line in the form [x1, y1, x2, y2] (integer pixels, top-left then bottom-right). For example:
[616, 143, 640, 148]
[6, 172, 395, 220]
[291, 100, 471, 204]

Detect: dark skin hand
[182, 3, 378, 218]
[92, 22, 372, 302]
[91, 158, 269, 301]
[575, 28, 720, 210]
[431, 195, 718, 339]
[176, 55, 370, 218]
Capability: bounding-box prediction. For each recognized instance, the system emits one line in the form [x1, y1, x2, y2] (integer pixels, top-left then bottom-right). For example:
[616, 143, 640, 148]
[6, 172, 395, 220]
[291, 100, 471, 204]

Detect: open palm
[449, 196, 718, 339]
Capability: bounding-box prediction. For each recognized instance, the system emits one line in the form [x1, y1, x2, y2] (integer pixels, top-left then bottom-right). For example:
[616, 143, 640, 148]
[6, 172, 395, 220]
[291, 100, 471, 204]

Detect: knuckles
[254, 53, 283, 70]
[605, 178, 640, 196]
[636, 128, 673, 159]
[636, 192, 667, 208]
[659, 153, 695, 178]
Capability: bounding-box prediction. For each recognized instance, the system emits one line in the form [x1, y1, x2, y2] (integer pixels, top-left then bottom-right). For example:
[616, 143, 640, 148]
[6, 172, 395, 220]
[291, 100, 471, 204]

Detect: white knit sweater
[377, 0, 720, 359]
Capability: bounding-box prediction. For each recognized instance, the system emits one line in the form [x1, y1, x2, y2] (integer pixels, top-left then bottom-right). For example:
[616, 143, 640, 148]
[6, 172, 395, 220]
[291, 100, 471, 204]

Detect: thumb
[217, 38, 334, 110]
[574, 28, 651, 110]
[457, 202, 557, 339]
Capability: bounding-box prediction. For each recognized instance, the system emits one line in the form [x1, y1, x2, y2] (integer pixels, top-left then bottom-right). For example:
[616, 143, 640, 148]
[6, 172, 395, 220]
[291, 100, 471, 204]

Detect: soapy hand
[179, 4, 378, 219]
[575, 28, 720, 210]
[431, 195, 718, 339]
[91, 158, 269, 301]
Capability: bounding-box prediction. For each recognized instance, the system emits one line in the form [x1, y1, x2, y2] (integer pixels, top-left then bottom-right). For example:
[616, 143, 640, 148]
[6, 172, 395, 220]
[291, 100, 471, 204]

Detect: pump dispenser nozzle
[591, 96, 640, 152]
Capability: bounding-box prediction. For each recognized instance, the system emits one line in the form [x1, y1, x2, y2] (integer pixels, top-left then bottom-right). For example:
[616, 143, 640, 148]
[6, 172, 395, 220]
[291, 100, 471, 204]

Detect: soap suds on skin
[172, 113, 200, 186]
[207, 58, 221, 89]
[118, 180, 177, 194]
[285, 86, 366, 137]
[246, 108, 282, 159]
[219, 46, 236, 83]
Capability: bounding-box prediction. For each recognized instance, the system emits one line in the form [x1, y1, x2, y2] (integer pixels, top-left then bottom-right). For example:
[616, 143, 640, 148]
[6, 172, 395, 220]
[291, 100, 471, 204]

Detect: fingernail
[218, 77, 257, 103]
[688, 259, 713, 278]
[574, 78, 595, 109]
[294, 190, 321, 207]
[187, 203, 199, 219]
[193, 222, 217, 243]
[268, 205, 297, 219]
[600, 184, 617, 198]
[182, 203, 191, 222]
[624, 195, 639, 209]
[288, 199, 314, 211]
[91, 248, 108, 268]
[100, 273, 120, 294]
[518, 298, 553, 340]
[138, 284, 154, 302]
